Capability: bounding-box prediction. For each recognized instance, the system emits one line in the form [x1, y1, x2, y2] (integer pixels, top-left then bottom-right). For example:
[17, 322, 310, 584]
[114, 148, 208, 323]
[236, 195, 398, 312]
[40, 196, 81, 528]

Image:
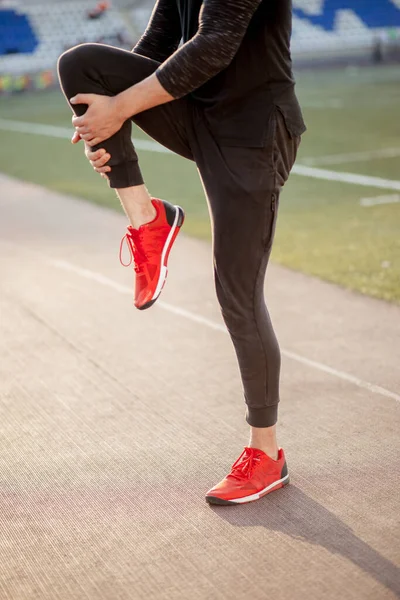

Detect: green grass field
[0, 65, 399, 302]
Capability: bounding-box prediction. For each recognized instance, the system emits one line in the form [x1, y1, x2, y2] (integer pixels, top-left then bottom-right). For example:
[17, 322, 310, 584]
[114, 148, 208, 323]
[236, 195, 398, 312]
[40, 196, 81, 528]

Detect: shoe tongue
[243, 447, 270, 462]
[244, 446, 263, 456]
[227, 447, 260, 481]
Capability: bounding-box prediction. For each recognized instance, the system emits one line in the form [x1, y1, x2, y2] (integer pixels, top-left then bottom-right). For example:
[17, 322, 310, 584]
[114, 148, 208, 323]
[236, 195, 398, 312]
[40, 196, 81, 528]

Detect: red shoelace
[119, 230, 146, 273]
[119, 224, 171, 273]
[227, 447, 262, 481]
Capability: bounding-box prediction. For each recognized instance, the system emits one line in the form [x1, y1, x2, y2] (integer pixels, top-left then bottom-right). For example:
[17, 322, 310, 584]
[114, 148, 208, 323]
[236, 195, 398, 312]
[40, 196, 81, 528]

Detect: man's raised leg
[57, 43, 191, 308]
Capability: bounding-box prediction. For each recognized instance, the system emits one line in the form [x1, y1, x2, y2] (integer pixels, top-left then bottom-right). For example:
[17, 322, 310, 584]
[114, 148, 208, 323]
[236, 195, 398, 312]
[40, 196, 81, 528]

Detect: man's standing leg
[57, 43, 193, 309]
[191, 110, 300, 505]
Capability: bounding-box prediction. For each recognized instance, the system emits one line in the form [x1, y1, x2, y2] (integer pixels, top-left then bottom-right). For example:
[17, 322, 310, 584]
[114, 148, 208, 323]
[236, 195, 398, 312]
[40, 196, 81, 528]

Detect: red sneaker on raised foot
[205, 447, 289, 505]
[120, 198, 184, 310]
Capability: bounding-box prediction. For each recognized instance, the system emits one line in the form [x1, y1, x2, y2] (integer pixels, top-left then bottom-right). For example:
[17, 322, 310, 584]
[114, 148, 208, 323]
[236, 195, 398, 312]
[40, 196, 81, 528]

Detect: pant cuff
[108, 161, 144, 189]
[246, 404, 278, 428]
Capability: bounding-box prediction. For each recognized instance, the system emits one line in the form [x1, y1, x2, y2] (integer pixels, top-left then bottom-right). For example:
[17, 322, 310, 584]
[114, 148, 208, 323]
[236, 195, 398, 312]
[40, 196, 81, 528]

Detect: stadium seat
[0, 9, 38, 56]
[0, 2, 130, 75]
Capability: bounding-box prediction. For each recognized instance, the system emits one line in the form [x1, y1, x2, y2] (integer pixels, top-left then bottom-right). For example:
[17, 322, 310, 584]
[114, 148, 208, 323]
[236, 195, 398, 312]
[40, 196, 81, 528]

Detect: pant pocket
[263, 191, 279, 251]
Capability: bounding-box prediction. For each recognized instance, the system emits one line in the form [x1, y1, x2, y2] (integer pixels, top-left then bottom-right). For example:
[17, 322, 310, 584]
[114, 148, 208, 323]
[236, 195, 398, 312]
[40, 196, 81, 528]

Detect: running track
[0, 174, 399, 600]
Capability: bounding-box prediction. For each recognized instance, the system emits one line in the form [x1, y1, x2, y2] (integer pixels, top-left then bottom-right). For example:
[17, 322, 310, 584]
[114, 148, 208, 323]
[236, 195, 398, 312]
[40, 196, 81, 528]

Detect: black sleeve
[155, 0, 262, 98]
[133, 0, 182, 64]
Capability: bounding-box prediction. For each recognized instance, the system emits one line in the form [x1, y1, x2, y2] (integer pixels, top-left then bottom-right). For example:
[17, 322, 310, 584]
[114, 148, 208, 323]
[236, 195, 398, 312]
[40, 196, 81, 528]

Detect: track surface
[0, 174, 399, 600]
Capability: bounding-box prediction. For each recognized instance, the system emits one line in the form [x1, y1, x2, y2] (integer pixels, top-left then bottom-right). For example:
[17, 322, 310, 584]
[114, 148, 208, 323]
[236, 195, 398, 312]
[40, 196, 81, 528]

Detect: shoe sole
[205, 475, 290, 506]
[137, 205, 185, 311]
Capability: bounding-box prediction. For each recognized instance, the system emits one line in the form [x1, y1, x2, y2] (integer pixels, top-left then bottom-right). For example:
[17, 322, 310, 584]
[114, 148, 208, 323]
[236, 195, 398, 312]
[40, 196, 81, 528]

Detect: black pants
[58, 43, 300, 428]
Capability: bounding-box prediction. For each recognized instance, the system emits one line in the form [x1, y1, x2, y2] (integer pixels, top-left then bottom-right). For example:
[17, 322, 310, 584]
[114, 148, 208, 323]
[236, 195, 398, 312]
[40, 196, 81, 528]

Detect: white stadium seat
[0, 1, 131, 75]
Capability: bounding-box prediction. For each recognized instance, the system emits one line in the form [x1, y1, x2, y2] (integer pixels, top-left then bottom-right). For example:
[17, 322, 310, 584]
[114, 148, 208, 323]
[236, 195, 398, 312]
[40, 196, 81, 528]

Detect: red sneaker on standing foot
[120, 198, 184, 310]
[205, 447, 289, 505]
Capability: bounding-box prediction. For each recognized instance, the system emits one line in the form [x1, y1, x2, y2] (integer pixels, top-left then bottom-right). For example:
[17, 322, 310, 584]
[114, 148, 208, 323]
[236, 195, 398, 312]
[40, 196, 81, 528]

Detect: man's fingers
[94, 166, 111, 174]
[87, 137, 102, 147]
[87, 148, 107, 161]
[75, 126, 90, 135]
[70, 93, 94, 106]
[80, 133, 95, 143]
[71, 131, 81, 144]
[92, 153, 111, 168]
[72, 115, 83, 126]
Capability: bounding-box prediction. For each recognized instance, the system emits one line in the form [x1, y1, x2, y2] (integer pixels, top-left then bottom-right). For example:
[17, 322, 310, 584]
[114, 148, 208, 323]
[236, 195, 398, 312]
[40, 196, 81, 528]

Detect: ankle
[130, 203, 157, 229]
[249, 424, 278, 460]
[116, 185, 156, 228]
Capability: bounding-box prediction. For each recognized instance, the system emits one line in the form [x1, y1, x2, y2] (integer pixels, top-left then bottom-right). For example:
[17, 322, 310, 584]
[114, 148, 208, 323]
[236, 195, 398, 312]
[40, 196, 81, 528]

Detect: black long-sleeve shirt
[134, 0, 306, 146]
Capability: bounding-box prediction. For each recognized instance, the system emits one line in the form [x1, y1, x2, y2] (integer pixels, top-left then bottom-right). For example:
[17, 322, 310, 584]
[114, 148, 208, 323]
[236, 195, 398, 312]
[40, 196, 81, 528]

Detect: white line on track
[302, 147, 400, 167]
[0, 118, 169, 153]
[291, 164, 400, 191]
[360, 194, 400, 207]
[2, 118, 400, 191]
[49, 258, 400, 405]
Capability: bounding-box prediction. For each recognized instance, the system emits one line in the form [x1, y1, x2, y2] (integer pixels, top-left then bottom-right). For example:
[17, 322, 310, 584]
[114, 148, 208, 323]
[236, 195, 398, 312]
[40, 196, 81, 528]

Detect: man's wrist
[114, 74, 175, 122]
[115, 89, 136, 121]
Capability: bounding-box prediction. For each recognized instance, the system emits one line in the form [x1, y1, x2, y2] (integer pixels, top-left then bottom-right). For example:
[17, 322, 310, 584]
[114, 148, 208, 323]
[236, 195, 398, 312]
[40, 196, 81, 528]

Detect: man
[58, 0, 306, 505]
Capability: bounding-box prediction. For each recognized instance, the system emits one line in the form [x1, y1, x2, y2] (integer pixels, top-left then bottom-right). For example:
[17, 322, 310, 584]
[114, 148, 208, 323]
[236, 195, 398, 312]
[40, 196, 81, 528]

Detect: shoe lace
[119, 230, 146, 273]
[228, 447, 261, 481]
[119, 224, 170, 274]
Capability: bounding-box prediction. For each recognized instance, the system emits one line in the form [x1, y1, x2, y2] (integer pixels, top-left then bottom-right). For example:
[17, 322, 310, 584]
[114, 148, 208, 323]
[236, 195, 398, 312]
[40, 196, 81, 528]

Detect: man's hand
[68, 74, 174, 177]
[71, 131, 111, 177]
[70, 94, 123, 146]
[86, 146, 112, 177]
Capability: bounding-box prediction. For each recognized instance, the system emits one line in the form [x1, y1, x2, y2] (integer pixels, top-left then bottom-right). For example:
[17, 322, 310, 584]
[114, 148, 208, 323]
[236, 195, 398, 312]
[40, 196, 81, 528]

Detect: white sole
[207, 474, 290, 505]
[230, 475, 289, 503]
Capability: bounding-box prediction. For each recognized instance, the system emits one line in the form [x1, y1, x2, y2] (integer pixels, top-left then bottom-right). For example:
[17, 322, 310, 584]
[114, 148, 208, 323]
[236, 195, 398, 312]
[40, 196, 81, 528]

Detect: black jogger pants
[58, 43, 300, 428]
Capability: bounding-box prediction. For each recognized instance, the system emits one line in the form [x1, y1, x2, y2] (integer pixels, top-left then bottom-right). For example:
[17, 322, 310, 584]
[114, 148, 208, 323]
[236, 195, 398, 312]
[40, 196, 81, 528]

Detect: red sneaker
[205, 447, 289, 505]
[119, 199, 184, 310]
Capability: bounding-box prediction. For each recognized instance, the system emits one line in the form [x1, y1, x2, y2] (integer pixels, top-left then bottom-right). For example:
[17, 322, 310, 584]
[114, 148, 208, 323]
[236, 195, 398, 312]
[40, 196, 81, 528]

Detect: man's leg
[191, 110, 300, 504]
[57, 43, 192, 205]
[57, 43, 192, 308]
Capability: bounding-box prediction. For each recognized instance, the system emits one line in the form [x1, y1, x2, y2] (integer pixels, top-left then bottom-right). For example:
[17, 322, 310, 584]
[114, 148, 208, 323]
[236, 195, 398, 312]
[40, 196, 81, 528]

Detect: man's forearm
[115, 73, 175, 121]
[116, 0, 262, 118]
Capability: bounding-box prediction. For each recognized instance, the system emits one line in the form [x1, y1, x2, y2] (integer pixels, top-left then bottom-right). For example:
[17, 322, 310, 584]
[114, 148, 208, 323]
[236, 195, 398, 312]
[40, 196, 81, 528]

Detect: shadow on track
[210, 485, 400, 597]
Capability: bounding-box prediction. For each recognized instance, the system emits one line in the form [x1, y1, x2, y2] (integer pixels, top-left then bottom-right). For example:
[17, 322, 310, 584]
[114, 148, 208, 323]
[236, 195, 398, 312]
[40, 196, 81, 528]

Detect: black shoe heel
[176, 206, 185, 227]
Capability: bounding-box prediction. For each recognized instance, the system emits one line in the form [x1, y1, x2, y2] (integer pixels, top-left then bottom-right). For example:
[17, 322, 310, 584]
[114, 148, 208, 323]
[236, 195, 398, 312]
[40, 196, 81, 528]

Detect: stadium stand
[0, 1, 131, 75]
[292, 0, 400, 63]
[0, 0, 399, 91]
